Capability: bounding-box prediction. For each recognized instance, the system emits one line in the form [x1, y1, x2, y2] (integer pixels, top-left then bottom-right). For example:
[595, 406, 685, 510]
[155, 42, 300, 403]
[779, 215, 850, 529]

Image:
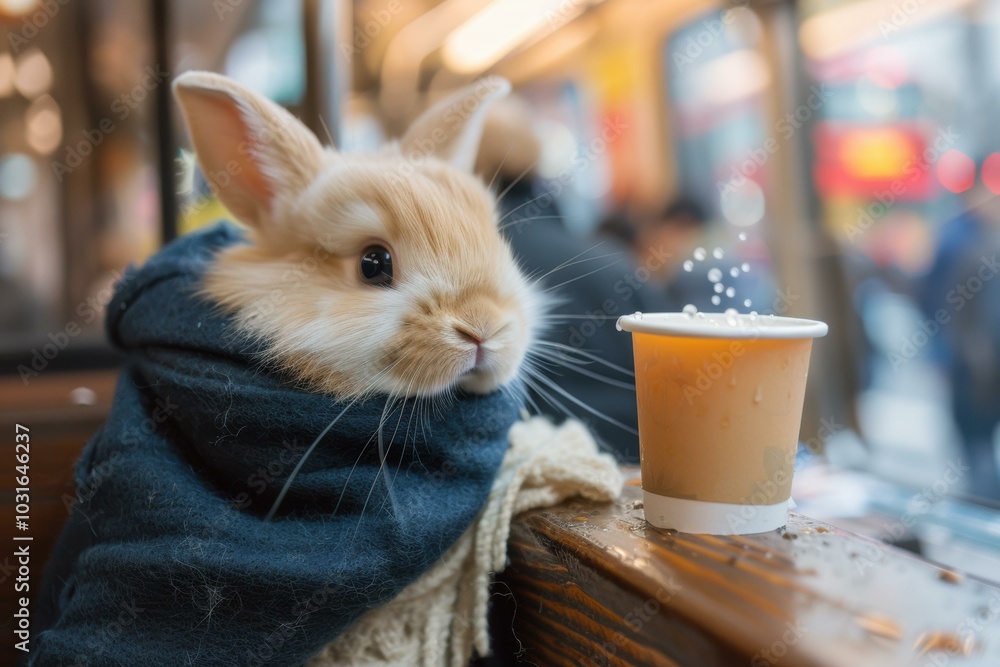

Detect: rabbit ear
[172, 71, 326, 230]
[400, 77, 511, 173]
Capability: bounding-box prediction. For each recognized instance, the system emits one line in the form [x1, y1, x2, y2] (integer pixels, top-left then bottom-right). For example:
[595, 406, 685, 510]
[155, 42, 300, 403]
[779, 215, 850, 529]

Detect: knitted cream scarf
[310, 417, 623, 666]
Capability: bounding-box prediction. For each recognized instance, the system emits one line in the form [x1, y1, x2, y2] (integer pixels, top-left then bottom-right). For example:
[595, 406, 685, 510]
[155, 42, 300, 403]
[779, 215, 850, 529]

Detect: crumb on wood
[855, 612, 903, 642]
[937, 569, 963, 584]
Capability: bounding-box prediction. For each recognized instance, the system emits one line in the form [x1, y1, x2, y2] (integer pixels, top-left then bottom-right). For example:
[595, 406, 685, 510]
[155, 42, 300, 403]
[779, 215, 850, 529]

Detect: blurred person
[475, 96, 672, 462]
[919, 185, 1000, 500]
[844, 210, 930, 392]
[641, 197, 707, 274]
[641, 197, 718, 310]
[596, 208, 640, 248]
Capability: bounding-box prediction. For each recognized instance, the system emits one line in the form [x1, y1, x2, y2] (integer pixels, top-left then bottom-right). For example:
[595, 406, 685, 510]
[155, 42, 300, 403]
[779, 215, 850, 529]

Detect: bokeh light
[25, 94, 62, 155]
[864, 46, 908, 89]
[14, 48, 53, 99]
[0, 52, 14, 98]
[699, 50, 771, 107]
[535, 120, 576, 179]
[0, 153, 38, 200]
[841, 129, 910, 179]
[855, 76, 898, 119]
[935, 149, 975, 194]
[720, 179, 765, 227]
[726, 7, 763, 47]
[0, 0, 37, 17]
[981, 153, 1000, 195]
[442, 0, 568, 74]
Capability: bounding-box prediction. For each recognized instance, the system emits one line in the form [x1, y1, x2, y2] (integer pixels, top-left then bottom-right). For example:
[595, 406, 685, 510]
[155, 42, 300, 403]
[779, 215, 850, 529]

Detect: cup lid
[617, 312, 828, 340]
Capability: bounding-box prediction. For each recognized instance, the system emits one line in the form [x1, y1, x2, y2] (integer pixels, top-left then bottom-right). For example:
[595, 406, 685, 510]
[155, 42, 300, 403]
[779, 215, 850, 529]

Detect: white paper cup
[618, 312, 828, 535]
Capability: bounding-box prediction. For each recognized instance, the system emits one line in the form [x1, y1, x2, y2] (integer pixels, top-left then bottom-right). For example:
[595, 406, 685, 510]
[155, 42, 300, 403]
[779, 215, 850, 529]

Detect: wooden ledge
[500, 475, 1000, 666]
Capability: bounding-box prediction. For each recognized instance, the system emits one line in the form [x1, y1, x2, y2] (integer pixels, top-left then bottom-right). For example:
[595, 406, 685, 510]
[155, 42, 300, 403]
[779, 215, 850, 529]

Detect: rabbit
[31, 75, 619, 667]
[172, 72, 546, 401]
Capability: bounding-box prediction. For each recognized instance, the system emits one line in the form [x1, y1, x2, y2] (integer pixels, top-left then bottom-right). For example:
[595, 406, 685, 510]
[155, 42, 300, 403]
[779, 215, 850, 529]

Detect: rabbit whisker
[266, 361, 399, 521]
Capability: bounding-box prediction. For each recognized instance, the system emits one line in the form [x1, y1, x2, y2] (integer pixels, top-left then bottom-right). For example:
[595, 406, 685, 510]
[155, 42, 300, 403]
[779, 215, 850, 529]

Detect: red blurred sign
[813, 122, 934, 201]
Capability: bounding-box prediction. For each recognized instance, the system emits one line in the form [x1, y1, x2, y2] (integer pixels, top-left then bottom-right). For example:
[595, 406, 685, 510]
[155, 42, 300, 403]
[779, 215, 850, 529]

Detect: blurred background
[3, 0, 1000, 587]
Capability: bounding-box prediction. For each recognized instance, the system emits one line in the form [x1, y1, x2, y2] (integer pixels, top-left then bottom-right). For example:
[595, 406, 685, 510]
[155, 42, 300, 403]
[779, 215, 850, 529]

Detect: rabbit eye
[360, 245, 393, 286]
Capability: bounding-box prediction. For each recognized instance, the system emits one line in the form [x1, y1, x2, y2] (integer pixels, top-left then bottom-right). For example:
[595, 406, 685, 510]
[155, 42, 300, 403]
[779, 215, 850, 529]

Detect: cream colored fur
[173, 73, 543, 398]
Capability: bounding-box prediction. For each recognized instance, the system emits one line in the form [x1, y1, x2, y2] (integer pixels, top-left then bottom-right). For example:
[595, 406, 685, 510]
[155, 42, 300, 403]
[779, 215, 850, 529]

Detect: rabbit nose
[454, 326, 489, 365]
[454, 326, 485, 346]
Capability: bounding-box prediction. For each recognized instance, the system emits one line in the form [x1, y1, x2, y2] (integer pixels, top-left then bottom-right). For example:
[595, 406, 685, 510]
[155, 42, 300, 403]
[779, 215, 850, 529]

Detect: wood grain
[5, 374, 999, 667]
[1, 370, 118, 667]
[499, 475, 1000, 667]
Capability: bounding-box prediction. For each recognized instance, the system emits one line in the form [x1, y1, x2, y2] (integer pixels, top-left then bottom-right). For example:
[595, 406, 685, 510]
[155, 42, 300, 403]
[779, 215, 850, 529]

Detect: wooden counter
[5, 373, 1000, 666]
[499, 476, 1000, 667]
[1, 370, 118, 667]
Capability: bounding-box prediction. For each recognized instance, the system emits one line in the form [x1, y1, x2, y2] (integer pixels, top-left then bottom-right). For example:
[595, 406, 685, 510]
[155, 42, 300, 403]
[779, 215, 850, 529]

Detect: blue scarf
[32, 223, 519, 666]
